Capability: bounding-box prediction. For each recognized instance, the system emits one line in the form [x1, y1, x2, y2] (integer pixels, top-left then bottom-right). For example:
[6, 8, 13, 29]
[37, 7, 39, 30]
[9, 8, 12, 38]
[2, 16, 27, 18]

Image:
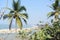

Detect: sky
[0, 0, 54, 26]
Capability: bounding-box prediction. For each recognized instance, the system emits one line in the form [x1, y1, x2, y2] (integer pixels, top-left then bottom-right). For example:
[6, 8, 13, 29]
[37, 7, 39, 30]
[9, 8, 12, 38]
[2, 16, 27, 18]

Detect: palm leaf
[3, 14, 13, 20]
[13, 0, 20, 11]
[18, 13, 28, 19]
[8, 17, 13, 30]
[48, 6, 54, 10]
[52, 0, 59, 10]
[13, 0, 16, 10]
[22, 18, 27, 24]
[16, 0, 20, 9]
[47, 12, 55, 18]
[16, 16, 22, 29]
[13, 0, 18, 10]
[18, 6, 26, 12]
[9, 11, 14, 13]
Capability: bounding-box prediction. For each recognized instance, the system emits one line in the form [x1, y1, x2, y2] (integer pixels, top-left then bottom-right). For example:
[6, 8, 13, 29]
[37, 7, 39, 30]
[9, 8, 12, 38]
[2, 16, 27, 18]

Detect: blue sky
[0, 0, 54, 26]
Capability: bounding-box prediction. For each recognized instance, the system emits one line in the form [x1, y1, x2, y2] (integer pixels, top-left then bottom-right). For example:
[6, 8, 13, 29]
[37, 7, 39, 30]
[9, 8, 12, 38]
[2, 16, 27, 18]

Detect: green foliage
[18, 30, 28, 40]
[28, 22, 60, 40]
[47, 12, 55, 18]
[52, 0, 59, 10]
[47, 0, 60, 19]
[1, 0, 60, 40]
[17, 0, 60, 40]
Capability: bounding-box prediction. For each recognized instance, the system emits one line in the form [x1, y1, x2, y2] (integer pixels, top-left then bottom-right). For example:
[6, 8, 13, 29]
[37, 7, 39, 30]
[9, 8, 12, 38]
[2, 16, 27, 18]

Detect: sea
[0, 24, 32, 29]
[0, 24, 32, 40]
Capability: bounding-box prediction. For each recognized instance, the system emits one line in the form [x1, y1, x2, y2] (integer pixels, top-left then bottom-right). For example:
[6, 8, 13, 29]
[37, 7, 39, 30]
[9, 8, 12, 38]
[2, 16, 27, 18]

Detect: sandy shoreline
[0, 26, 39, 40]
[0, 26, 39, 33]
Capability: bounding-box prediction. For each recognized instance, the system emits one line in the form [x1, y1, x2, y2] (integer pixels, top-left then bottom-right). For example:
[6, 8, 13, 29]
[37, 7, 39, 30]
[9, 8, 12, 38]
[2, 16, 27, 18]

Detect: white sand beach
[0, 26, 39, 40]
[0, 26, 39, 33]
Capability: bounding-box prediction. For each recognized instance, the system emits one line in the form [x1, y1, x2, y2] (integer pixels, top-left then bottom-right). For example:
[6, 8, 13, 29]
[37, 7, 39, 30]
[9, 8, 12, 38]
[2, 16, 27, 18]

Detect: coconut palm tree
[3, 0, 28, 30]
[47, 0, 60, 22]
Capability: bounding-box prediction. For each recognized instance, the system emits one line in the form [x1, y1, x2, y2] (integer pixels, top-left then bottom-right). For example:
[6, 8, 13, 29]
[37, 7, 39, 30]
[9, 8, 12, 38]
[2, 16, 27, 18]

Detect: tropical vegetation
[18, 0, 60, 40]
[0, 0, 60, 40]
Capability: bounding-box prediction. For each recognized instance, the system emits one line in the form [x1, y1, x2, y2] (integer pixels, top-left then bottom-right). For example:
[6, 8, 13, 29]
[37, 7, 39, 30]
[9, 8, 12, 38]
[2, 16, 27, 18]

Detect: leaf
[3, 15, 8, 19]
[52, 0, 59, 10]
[13, 0, 20, 11]
[48, 6, 54, 10]
[12, 0, 26, 12]
[16, 0, 21, 8]
[47, 12, 55, 18]
[3, 14, 13, 20]
[13, 0, 18, 10]
[16, 17, 22, 29]
[47, 35, 52, 38]
[51, 19, 53, 23]
[22, 18, 27, 24]
[9, 11, 14, 13]
[18, 6, 26, 12]
[13, 0, 16, 10]
[8, 17, 13, 30]
[18, 13, 28, 19]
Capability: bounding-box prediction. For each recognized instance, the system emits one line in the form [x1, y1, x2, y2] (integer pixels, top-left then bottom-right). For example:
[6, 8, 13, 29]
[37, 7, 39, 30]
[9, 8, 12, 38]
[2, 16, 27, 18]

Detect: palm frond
[13, 0, 18, 11]
[49, 6, 54, 10]
[17, 0, 21, 8]
[13, 0, 16, 10]
[9, 11, 14, 13]
[47, 12, 55, 18]
[22, 18, 27, 24]
[52, 0, 59, 10]
[3, 14, 13, 20]
[16, 16, 22, 29]
[18, 13, 28, 19]
[8, 17, 13, 30]
[13, 0, 20, 11]
[18, 6, 26, 12]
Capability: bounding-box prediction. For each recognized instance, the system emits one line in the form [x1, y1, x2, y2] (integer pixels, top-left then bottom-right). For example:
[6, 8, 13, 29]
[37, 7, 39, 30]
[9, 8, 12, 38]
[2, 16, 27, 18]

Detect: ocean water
[0, 24, 32, 29]
[0, 24, 32, 40]
[0, 24, 15, 29]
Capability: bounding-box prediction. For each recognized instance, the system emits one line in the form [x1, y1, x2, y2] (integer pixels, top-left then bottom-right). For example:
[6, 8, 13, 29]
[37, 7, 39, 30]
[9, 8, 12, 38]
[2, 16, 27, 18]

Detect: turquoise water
[0, 24, 32, 40]
[0, 24, 32, 29]
[0, 24, 15, 29]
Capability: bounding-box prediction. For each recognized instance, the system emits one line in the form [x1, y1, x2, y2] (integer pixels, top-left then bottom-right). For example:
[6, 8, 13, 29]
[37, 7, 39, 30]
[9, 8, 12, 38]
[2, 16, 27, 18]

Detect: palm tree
[47, 0, 60, 22]
[3, 0, 28, 30]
